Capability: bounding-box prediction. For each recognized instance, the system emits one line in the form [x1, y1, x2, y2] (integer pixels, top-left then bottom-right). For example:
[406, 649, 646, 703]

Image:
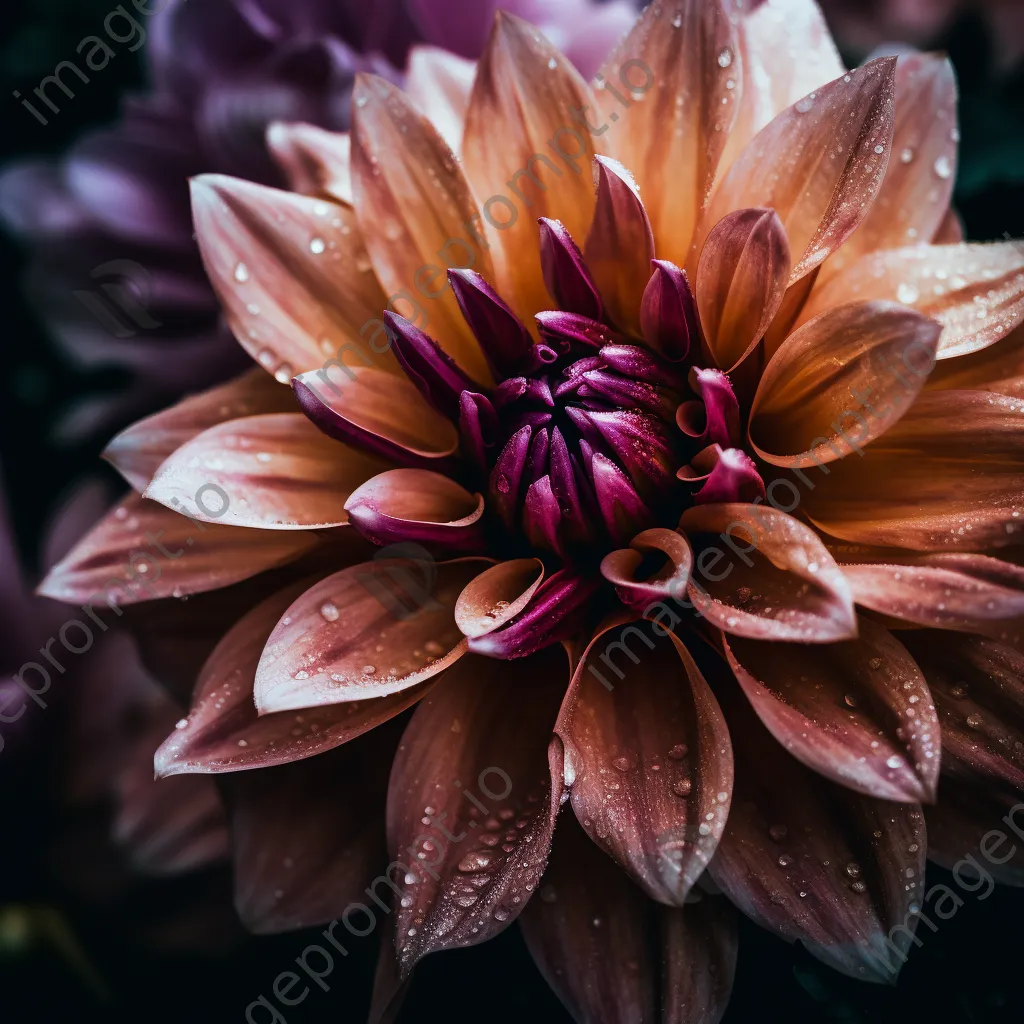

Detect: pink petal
[599, 528, 693, 612]
[385, 646, 569, 978]
[679, 503, 857, 642]
[723, 615, 940, 802]
[255, 558, 490, 713]
[556, 624, 733, 905]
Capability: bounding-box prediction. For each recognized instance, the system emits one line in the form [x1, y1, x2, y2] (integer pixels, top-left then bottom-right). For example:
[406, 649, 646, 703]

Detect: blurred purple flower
[0, 0, 638, 439]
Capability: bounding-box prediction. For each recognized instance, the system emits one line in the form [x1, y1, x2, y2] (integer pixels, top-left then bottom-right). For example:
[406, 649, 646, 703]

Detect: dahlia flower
[0, 0, 636, 435]
[42, 0, 1024, 1018]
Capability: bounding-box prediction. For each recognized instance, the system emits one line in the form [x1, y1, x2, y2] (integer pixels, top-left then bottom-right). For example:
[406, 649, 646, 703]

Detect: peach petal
[926, 323, 1024, 397]
[696, 207, 791, 371]
[190, 174, 395, 381]
[104, 369, 296, 492]
[463, 12, 605, 323]
[799, 241, 1024, 359]
[724, 616, 940, 802]
[749, 300, 941, 467]
[454, 557, 545, 638]
[721, 0, 845, 173]
[595, 0, 739, 269]
[821, 53, 957, 279]
[37, 492, 318, 606]
[265, 122, 353, 204]
[351, 74, 492, 383]
[405, 45, 476, 153]
[699, 58, 897, 283]
[254, 557, 489, 713]
[583, 156, 655, 336]
[555, 625, 733, 905]
[680, 503, 857, 642]
[803, 390, 1024, 551]
[144, 412, 389, 529]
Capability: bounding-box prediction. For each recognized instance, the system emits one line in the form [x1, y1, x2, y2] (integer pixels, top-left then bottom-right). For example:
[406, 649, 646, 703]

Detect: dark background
[2, 1, 1024, 1021]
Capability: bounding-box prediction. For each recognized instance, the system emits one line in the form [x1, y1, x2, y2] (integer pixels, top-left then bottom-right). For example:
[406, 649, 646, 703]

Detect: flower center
[485, 312, 686, 560]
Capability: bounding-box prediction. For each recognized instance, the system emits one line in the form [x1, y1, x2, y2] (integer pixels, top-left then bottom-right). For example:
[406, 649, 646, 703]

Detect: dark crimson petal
[494, 376, 554, 409]
[538, 216, 603, 320]
[926, 777, 1024, 887]
[901, 631, 1024, 793]
[523, 475, 564, 557]
[549, 428, 593, 546]
[385, 647, 568, 978]
[679, 445, 766, 504]
[489, 424, 532, 529]
[527, 426, 552, 482]
[584, 410, 677, 496]
[556, 625, 733, 905]
[293, 368, 459, 470]
[709, 673, 928, 984]
[536, 311, 624, 353]
[590, 453, 654, 547]
[640, 259, 697, 362]
[221, 728, 394, 933]
[600, 344, 682, 388]
[344, 469, 487, 553]
[458, 391, 499, 474]
[676, 368, 740, 449]
[580, 370, 675, 418]
[448, 268, 534, 377]
[522, 813, 739, 1024]
[468, 568, 601, 659]
[384, 311, 479, 422]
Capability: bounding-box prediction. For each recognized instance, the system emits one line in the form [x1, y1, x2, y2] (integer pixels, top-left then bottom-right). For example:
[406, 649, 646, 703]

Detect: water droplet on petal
[234, 262, 250, 283]
[934, 155, 952, 179]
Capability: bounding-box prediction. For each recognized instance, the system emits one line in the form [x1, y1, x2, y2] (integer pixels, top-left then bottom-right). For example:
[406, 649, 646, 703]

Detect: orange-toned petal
[822, 53, 957, 279]
[749, 301, 941, 467]
[454, 557, 545, 637]
[902, 631, 1024, 793]
[600, 527, 693, 612]
[254, 558, 488, 713]
[405, 45, 475, 153]
[155, 581, 434, 776]
[926, 323, 1024, 397]
[724, 615, 940, 802]
[709, 678, 928, 983]
[223, 731, 392, 932]
[721, 0, 845, 172]
[595, 0, 739, 269]
[190, 174, 394, 382]
[292, 365, 459, 464]
[803, 390, 1024, 551]
[699, 58, 897, 283]
[839, 552, 1024, 631]
[143, 412, 389, 529]
[934, 205, 964, 243]
[520, 811, 739, 1024]
[696, 207, 790, 371]
[385, 646, 569, 979]
[265, 122, 353, 204]
[351, 74, 492, 382]
[104, 369, 296, 492]
[583, 156, 655, 336]
[462, 12, 604, 322]
[344, 469, 486, 551]
[555, 624, 733, 906]
[38, 492, 318, 605]
[799, 241, 1024, 359]
[679, 503, 857, 642]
